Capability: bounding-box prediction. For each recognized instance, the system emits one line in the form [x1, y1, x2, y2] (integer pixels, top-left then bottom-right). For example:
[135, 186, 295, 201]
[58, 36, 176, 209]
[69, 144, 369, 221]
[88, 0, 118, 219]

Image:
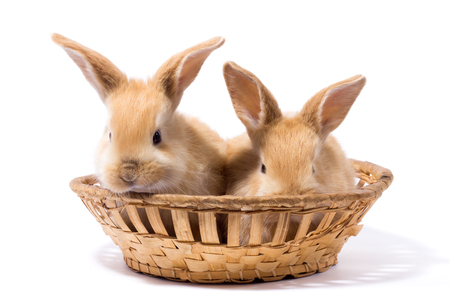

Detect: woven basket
[70, 159, 393, 283]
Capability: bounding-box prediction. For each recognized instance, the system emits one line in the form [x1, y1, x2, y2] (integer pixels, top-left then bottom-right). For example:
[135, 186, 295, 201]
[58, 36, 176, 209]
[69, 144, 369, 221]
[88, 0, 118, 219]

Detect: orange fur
[223, 61, 365, 244]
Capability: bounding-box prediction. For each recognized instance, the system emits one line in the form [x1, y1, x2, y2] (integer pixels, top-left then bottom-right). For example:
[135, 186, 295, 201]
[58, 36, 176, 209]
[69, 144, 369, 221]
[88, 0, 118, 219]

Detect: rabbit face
[95, 80, 183, 193]
[255, 117, 320, 196]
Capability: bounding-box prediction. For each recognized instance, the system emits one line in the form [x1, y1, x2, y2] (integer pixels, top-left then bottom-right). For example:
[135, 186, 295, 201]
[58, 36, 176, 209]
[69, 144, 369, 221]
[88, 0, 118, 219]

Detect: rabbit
[53, 34, 227, 239]
[222, 61, 365, 245]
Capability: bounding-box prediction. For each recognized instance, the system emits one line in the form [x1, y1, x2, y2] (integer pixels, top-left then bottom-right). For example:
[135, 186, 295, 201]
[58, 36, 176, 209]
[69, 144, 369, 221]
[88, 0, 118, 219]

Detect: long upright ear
[52, 33, 126, 103]
[223, 61, 282, 136]
[154, 36, 225, 110]
[299, 75, 366, 138]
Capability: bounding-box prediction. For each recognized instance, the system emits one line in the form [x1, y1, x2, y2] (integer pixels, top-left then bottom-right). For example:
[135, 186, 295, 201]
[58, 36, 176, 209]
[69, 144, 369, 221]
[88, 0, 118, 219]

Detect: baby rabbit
[53, 34, 226, 196]
[223, 61, 365, 244]
[54, 34, 226, 238]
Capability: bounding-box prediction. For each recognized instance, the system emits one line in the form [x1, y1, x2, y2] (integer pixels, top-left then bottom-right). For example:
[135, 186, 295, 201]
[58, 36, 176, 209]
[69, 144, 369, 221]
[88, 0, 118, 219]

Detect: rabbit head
[53, 34, 225, 193]
[223, 61, 365, 196]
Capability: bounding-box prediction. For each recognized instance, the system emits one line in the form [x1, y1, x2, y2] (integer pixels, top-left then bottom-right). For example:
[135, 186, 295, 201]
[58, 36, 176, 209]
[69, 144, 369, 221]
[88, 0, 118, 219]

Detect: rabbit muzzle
[120, 161, 139, 182]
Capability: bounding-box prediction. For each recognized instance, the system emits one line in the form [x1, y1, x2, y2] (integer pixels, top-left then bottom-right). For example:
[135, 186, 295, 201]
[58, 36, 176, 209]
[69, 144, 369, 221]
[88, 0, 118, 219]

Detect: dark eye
[312, 166, 315, 174]
[153, 130, 162, 145]
[109, 132, 111, 141]
[261, 164, 266, 174]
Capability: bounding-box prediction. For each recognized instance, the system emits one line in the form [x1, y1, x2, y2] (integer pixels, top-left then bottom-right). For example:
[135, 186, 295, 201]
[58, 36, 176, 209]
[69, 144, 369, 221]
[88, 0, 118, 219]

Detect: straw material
[70, 159, 393, 283]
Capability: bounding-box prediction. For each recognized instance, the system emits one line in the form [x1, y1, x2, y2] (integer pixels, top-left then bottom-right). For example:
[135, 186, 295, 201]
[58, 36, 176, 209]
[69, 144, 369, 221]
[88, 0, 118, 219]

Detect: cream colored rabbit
[53, 34, 226, 238]
[223, 61, 365, 244]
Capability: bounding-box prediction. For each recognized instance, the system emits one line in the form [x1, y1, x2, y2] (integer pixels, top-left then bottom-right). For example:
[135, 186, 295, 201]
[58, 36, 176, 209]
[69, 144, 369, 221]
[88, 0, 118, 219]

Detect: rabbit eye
[153, 130, 162, 145]
[312, 166, 315, 174]
[261, 164, 266, 174]
[109, 132, 111, 141]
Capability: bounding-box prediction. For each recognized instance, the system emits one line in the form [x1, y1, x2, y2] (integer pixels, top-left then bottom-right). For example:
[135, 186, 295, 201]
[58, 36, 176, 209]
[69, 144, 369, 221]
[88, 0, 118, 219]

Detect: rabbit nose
[120, 161, 138, 182]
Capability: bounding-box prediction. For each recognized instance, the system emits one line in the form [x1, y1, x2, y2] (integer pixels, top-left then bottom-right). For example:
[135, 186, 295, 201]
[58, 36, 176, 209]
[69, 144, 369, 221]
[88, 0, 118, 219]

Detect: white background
[1, 1, 449, 299]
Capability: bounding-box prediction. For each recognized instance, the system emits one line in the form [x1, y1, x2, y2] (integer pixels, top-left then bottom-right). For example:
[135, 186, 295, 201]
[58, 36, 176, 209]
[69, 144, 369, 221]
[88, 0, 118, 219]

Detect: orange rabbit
[53, 34, 227, 239]
[223, 61, 365, 244]
[53, 34, 226, 196]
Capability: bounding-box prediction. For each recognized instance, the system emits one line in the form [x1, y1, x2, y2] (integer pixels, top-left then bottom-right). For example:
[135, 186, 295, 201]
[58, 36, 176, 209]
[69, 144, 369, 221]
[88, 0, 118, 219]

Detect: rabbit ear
[154, 36, 225, 110]
[223, 61, 282, 135]
[300, 75, 366, 138]
[52, 33, 126, 103]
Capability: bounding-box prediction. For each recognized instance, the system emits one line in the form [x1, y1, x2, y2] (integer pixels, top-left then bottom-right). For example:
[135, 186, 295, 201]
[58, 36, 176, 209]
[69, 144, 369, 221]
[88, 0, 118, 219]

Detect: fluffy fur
[53, 33, 226, 196]
[223, 61, 366, 244]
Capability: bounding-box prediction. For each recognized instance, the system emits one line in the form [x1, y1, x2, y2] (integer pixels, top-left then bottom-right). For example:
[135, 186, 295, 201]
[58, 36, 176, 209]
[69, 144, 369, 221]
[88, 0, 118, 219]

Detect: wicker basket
[70, 159, 393, 283]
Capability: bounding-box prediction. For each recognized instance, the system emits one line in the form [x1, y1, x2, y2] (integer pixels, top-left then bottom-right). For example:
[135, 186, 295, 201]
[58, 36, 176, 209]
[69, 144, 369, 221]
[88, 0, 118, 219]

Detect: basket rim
[69, 159, 393, 211]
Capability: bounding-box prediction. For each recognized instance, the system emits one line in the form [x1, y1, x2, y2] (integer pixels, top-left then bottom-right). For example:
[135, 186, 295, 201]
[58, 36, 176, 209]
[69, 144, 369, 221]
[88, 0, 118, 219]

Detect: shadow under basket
[70, 159, 393, 283]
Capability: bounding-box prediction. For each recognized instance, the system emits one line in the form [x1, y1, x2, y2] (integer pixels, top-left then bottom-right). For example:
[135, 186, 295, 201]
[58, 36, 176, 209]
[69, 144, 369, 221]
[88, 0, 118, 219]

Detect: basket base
[124, 255, 338, 283]
[101, 219, 363, 284]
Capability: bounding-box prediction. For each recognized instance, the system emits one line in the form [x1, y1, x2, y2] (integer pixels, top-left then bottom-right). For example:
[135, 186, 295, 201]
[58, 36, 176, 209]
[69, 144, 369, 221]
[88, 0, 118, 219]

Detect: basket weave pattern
[70, 160, 393, 283]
